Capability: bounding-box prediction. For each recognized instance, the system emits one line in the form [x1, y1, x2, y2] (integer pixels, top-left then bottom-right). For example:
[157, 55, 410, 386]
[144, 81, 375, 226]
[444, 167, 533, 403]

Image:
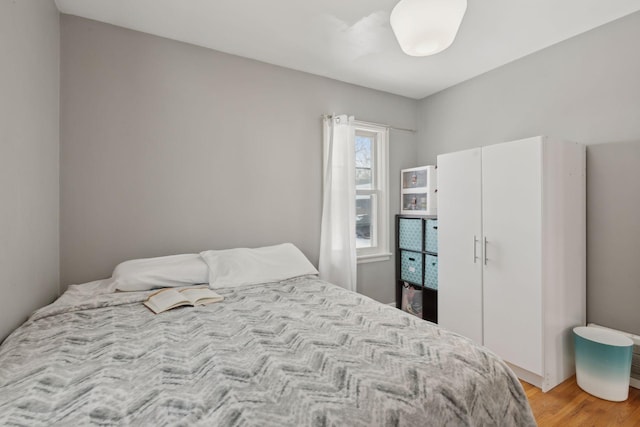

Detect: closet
[437, 136, 586, 392]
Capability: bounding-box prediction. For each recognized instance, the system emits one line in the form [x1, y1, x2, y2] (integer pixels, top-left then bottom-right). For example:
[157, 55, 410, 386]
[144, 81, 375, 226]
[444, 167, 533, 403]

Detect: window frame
[353, 121, 391, 263]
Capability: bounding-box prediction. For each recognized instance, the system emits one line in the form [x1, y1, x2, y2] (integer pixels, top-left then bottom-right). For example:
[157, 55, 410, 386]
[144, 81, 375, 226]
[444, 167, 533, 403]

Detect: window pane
[356, 194, 373, 248]
[355, 135, 373, 190]
[353, 123, 387, 261]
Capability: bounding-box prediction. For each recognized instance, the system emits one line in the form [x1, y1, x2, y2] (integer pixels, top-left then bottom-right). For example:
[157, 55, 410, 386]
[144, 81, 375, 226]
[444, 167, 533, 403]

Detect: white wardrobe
[437, 136, 586, 392]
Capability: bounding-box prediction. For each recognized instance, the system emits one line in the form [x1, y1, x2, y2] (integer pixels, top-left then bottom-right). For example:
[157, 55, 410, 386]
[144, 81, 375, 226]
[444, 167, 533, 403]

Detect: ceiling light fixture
[390, 0, 467, 57]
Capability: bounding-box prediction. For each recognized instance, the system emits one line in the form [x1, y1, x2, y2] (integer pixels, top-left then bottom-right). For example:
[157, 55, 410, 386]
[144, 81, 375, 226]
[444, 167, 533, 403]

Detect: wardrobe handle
[473, 236, 479, 263]
[483, 237, 488, 265]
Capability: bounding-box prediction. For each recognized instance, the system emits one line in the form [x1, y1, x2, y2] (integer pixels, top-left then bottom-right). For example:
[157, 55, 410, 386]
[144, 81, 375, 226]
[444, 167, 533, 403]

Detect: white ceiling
[54, 0, 640, 99]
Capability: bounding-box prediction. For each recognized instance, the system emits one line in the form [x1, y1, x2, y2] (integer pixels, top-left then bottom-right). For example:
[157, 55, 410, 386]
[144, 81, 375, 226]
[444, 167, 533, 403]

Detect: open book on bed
[144, 287, 224, 314]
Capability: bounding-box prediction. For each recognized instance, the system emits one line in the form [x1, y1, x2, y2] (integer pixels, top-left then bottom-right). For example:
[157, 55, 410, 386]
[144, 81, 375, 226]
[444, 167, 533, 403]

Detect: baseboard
[507, 361, 572, 393]
[507, 363, 543, 389]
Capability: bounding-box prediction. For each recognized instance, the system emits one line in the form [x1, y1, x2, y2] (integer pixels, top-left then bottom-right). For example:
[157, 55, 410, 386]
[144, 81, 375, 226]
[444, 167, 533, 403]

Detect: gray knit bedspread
[0, 276, 536, 426]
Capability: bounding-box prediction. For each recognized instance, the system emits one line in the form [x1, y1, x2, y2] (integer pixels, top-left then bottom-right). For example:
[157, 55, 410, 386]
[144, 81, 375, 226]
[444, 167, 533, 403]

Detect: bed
[0, 249, 536, 426]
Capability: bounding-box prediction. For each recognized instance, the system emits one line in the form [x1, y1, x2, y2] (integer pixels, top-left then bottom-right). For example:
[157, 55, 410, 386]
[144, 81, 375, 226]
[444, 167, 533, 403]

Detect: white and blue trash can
[573, 326, 634, 401]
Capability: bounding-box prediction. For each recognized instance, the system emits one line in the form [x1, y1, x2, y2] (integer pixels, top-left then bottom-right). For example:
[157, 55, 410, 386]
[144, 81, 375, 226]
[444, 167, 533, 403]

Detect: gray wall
[417, 12, 640, 335]
[0, 1, 60, 341]
[587, 142, 640, 336]
[60, 15, 418, 304]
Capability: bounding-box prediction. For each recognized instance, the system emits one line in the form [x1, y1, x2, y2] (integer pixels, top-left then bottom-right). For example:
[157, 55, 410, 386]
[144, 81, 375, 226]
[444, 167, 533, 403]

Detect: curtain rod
[321, 114, 416, 134]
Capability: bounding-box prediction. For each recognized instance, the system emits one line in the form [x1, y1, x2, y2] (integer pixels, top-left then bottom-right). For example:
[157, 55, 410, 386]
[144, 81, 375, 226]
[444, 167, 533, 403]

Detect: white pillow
[200, 243, 318, 288]
[109, 254, 209, 291]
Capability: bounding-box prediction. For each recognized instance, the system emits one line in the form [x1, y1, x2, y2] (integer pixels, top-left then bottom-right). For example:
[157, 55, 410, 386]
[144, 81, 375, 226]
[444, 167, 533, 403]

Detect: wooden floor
[522, 376, 640, 426]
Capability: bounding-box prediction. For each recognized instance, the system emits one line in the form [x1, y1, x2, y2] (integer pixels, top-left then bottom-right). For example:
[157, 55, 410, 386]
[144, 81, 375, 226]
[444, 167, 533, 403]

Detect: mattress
[0, 276, 536, 426]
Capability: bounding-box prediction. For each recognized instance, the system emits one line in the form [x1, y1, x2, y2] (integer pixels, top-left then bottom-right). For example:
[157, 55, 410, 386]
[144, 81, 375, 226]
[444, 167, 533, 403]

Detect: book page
[148, 289, 189, 311]
[180, 288, 223, 305]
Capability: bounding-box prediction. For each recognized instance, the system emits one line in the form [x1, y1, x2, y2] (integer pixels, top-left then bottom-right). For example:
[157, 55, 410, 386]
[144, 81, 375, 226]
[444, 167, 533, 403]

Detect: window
[354, 122, 390, 262]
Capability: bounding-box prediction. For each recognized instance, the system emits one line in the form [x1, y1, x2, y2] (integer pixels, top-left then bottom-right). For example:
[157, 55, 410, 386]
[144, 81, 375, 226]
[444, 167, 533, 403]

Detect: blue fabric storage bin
[398, 218, 423, 252]
[400, 251, 423, 284]
[425, 219, 438, 253]
[424, 254, 438, 289]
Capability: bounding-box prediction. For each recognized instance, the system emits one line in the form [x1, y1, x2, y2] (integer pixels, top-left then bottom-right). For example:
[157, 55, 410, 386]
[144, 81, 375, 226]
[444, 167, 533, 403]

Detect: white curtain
[319, 114, 357, 292]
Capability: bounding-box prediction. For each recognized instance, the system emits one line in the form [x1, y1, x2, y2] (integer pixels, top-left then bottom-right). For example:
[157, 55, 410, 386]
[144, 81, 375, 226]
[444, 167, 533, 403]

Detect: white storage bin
[400, 166, 437, 215]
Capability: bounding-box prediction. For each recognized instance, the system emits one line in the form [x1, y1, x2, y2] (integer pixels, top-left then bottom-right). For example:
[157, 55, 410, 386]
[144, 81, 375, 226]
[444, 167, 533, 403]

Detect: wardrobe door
[437, 148, 483, 345]
[481, 138, 543, 375]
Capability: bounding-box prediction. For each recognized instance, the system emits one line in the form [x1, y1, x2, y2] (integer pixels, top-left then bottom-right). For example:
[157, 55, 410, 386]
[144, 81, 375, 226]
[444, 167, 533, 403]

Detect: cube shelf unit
[395, 215, 438, 323]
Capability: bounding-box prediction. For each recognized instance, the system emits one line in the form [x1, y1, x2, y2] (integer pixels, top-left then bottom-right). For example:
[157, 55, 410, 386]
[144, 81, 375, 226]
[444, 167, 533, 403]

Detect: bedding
[201, 243, 319, 288]
[108, 253, 209, 291]
[0, 276, 535, 426]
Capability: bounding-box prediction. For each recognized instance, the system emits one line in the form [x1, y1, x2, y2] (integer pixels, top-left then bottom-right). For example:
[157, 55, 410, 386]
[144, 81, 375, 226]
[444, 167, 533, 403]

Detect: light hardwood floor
[522, 376, 640, 426]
